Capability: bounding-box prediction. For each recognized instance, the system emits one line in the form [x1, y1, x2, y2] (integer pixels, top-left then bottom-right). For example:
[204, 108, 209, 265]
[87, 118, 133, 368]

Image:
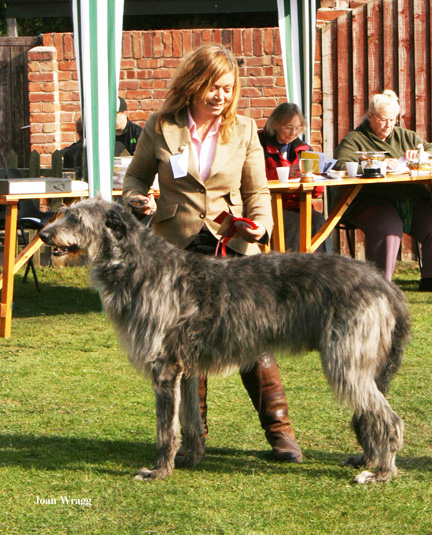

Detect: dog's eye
[67, 211, 81, 223]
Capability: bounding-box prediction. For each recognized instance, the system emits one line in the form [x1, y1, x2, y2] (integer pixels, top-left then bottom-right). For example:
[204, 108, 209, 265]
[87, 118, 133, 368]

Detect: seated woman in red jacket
[258, 103, 332, 253]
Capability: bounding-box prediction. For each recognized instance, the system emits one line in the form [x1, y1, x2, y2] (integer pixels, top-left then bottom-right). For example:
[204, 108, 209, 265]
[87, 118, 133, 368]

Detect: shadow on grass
[11, 281, 102, 318]
[1, 433, 431, 479]
[393, 278, 420, 292]
[0, 433, 151, 476]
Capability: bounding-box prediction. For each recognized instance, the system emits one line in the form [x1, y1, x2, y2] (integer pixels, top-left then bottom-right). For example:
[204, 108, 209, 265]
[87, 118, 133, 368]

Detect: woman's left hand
[384, 158, 400, 170]
[234, 220, 266, 243]
[404, 149, 419, 161]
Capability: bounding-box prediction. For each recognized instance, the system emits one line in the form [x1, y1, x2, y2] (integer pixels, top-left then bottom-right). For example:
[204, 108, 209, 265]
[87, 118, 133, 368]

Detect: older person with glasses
[332, 89, 432, 290]
[258, 102, 332, 252]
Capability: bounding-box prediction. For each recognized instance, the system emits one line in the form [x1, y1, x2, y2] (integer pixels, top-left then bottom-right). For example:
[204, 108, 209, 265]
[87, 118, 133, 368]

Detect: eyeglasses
[280, 124, 304, 133]
[373, 115, 397, 125]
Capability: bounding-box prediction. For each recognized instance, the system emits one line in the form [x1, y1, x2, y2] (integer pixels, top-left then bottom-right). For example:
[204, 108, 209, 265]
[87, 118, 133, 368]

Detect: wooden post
[299, 189, 313, 252]
[51, 150, 63, 178]
[28, 150, 41, 178]
[5, 149, 18, 169]
[271, 192, 286, 252]
[6, 18, 18, 37]
[0, 203, 18, 338]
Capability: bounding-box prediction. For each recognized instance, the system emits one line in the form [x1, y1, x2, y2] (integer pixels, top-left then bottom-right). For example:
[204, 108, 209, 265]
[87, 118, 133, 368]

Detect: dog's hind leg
[322, 303, 405, 484]
[353, 350, 404, 483]
[333, 370, 403, 484]
[345, 344, 404, 472]
[352, 400, 404, 484]
[176, 375, 206, 468]
[350, 335, 404, 483]
[135, 360, 183, 481]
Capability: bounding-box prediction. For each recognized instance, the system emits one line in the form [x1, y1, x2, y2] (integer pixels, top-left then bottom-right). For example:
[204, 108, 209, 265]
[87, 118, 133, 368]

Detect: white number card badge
[170, 145, 189, 179]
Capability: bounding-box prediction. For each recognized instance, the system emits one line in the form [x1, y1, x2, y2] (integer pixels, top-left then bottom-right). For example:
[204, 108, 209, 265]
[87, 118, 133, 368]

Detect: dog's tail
[320, 283, 410, 409]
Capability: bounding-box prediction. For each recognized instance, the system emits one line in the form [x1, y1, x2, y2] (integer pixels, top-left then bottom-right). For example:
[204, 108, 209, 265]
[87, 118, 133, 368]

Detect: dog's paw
[134, 466, 171, 481]
[354, 470, 376, 484]
[355, 470, 395, 484]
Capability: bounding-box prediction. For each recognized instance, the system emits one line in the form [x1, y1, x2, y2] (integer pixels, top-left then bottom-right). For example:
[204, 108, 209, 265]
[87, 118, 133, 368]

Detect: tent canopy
[277, 0, 317, 144]
[72, 0, 124, 199]
[70, 0, 316, 197]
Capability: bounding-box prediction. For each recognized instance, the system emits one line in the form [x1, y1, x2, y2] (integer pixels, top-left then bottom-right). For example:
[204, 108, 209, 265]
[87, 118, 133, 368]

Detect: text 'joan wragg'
[34, 496, 92, 507]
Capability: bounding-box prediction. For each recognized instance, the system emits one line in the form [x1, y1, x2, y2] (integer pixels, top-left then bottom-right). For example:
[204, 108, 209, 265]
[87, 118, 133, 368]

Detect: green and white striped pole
[72, 0, 124, 200]
[277, 0, 317, 145]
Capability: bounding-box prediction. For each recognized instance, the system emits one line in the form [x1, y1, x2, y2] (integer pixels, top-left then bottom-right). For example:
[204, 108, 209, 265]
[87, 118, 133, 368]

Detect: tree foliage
[0, 3, 277, 36]
[0, 4, 72, 36]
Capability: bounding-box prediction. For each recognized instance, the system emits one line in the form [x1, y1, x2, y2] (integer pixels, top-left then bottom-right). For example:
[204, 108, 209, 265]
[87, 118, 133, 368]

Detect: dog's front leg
[135, 360, 183, 481]
[176, 375, 206, 468]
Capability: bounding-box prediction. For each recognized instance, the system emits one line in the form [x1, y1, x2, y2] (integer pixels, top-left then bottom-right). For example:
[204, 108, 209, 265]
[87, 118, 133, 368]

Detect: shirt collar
[187, 108, 222, 139]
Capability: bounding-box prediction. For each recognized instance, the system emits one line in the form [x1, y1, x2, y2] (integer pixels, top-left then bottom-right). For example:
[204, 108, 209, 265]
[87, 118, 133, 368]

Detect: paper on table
[280, 174, 344, 183]
[384, 156, 409, 174]
[71, 180, 89, 191]
[301, 151, 337, 173]
[315, 173, 343, 180]
[387, 168, 410, 174]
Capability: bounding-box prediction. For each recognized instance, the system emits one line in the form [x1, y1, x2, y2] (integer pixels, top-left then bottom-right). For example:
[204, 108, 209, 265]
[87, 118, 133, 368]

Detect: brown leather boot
[240, 353, 302, 462]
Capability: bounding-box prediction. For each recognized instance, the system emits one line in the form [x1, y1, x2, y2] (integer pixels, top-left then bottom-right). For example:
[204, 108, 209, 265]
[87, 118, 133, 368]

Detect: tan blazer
[122, 110, 273, 255]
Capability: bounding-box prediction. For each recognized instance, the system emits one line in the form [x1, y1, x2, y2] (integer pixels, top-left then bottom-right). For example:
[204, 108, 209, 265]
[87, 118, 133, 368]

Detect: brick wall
[28, 28, 322, 166]
[27, 2, 375, 166]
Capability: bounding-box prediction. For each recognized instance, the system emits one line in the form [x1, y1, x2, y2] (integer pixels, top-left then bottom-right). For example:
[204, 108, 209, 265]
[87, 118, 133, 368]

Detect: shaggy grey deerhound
[40, 198, 410, 484]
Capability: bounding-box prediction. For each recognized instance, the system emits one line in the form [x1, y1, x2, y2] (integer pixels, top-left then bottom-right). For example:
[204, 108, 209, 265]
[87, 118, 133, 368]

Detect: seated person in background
[115, 141, 128, 156]
[62, 116, 131, 173]
[258, 102, 331, 253]
[115, 97, 143, 156]
[333, 89, 432, 290]
[61, 117, 83, 169]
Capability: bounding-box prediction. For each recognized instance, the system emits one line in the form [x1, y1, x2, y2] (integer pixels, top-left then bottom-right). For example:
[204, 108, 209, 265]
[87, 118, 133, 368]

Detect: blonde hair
[368, 89, 400, 116]
[155, 45, 240, 143]
[265, 103, 306, 137]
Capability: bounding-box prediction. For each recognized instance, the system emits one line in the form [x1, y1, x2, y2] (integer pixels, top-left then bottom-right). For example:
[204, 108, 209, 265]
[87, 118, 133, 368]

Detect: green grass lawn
[1, 263, 431, 534]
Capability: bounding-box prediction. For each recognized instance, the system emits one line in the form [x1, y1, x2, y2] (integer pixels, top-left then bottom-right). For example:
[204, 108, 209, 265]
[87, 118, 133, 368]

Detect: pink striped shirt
[187, 109, 221, 182]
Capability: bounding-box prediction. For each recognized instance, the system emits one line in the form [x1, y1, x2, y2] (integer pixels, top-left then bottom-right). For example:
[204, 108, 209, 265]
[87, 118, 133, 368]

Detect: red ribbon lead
[214, 212, 258, 257]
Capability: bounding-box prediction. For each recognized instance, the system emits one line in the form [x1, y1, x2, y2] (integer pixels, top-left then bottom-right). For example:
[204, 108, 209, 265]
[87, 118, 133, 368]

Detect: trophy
[355, 151, 387, 178]
[406, 144, 432, 176]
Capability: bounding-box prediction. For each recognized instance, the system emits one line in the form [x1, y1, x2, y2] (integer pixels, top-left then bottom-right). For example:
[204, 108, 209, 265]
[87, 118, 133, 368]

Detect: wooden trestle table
[267, 173, 432, 253]
[1, 175, 432, 337]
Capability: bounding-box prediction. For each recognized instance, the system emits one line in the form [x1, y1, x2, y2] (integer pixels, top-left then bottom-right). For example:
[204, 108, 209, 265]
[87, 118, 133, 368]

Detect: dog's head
[39, 198, 131, 260]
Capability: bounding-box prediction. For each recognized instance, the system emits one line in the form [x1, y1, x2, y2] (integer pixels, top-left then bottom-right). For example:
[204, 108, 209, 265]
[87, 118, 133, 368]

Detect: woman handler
[122, 45, 302, 462]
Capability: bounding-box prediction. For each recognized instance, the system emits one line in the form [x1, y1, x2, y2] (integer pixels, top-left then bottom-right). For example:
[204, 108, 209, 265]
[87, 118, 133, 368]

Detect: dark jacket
[258, 129, 323, 210]
[61, 138, 134, 171]
[116, 120, 143, 156]
[61, 139, 83, 169]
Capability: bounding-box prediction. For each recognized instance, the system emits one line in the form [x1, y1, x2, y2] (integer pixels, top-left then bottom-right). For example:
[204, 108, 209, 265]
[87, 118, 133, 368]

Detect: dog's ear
[105, 209, 127, 240]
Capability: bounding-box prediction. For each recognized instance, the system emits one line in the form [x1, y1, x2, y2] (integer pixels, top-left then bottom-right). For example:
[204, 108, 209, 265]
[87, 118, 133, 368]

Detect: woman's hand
[234, 220, 266, 243]
[404, 149, 419, 161]
[384, 158, 400, 170]
[127, 194, 157, 216]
